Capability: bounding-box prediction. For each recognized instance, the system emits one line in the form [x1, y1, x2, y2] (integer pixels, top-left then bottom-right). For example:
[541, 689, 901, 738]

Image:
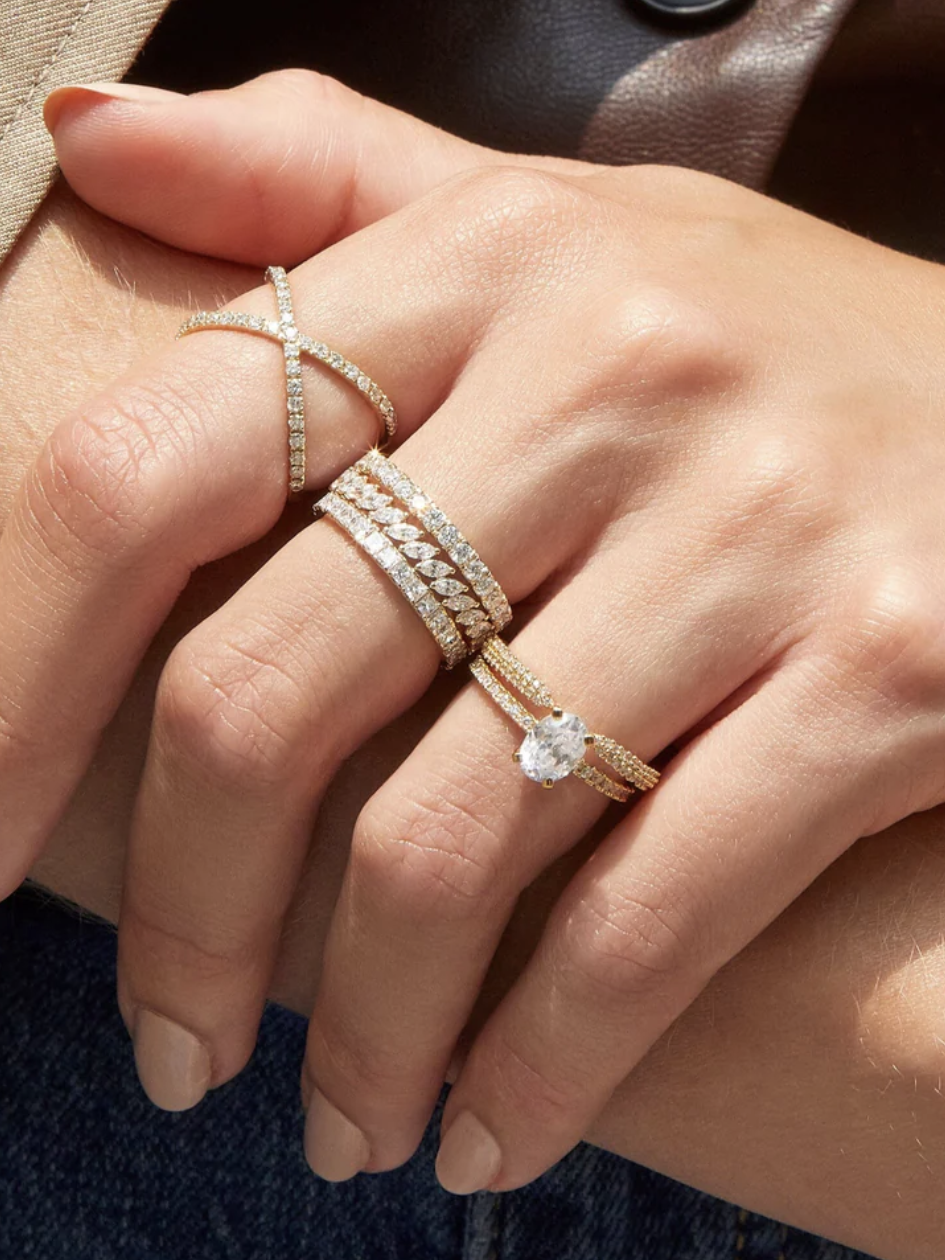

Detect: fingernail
[132, 1009, 211, 1112]
[44, 82, 181, 132]
[304, 1089, 370, 1182]
[436, 1110, 502, 1195]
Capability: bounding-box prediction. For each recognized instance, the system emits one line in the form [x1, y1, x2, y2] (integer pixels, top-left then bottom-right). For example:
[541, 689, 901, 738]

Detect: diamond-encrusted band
[177, 270, 398, 493]
[315, 491, 467, 668]
[354, 450, 512, 640]
[470, 637, 660, 802]
[266, 266, 306, 492]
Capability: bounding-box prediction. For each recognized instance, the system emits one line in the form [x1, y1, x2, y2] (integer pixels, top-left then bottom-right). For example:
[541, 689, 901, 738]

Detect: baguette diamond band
[315, 453, 511, 667]
[471, 636, 659, 802]
[177, 266, 398, 493]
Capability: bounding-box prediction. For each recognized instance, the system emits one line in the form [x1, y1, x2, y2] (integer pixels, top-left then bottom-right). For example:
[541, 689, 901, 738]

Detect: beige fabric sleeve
[0, 0, 170, 265]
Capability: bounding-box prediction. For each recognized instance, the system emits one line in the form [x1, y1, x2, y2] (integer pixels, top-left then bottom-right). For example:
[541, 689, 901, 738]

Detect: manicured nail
[435, 1110, 502, 1195]
[304, 1089, 370, 1182]
[44, 82, 181, 132]
[133, 1009, 211, 1112]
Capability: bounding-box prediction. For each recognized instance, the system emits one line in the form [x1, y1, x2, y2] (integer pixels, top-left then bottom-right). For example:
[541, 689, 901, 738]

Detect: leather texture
[771, 0, 945, 263]
[581, 0, 860, 187]
[135, 0, 856, 188]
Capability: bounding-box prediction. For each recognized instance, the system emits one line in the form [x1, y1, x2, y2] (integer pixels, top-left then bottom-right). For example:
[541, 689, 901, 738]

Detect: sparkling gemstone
[355, 491, 392, 512]
[456, 610, 489, 628]
[444, 595, 478, 612]
[373, 507, 408, 526]
[402, 541, 438, 561]
[432, 578, 466, 597]
[417, 559, 454, 579]
[517, 713, 588, 784]
[387, 523, 422, 542]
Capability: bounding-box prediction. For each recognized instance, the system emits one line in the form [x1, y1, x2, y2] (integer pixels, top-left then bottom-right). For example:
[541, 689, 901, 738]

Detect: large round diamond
[517, 712, 588, 784]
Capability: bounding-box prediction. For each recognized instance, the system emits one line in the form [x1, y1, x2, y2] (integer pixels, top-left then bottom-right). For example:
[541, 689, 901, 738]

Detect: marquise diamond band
[471, 636, 659, 803]
[315, 453, 511, 667]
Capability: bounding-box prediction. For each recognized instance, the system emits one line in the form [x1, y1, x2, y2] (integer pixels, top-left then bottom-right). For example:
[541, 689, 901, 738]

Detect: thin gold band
[470, 636, 659, 803]
[177, 267, 398, 493]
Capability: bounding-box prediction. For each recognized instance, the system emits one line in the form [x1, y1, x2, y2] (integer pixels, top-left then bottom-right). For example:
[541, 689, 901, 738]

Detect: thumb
[44, 70, 572, 266]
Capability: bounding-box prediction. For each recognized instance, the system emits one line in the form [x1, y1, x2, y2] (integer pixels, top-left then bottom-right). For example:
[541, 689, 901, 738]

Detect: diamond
[354, 489, 391, 511]
[372, 507, 407, 526]
[402, 541, 438, 561]
[417, 559, 455, 579]
[444, 595, 478, 612]
[517, 713, 588, 784]
[432, 578, 466, 597]
[456, 610, 489, 628]
[387, 523, 422, 542]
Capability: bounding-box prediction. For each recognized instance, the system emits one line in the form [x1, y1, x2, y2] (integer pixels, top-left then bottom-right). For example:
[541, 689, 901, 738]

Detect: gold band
[177, 267, 398, 493]
[315, 454, 512, 667]
[470, 636, 659, 803]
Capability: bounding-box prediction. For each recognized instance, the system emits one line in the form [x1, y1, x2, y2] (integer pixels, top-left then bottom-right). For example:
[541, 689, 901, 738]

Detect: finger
[44, 70, 583, 267]
[117, 340, 620, 1113]
[438, 572, 944, 1192]
[0, 166, 530, 897]
[299, 442, 821, 1179]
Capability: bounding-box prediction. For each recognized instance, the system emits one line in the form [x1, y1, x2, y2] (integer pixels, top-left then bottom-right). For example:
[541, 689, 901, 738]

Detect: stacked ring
[315, 453, 511, 668]
[177, 266, 398, 494]
[470, 636, 659, 802]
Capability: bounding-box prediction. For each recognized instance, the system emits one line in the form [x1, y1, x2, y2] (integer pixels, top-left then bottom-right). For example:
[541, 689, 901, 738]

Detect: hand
[4, 144, 945, 1259]
[37, 73, 945, 1196]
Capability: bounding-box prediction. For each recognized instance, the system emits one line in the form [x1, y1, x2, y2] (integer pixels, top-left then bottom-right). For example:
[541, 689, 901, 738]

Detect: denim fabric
[0, 885, 876, 1260]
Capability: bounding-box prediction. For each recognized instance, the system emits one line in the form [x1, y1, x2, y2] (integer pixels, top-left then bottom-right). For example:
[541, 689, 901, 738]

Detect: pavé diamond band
[177, 266, 398, 493]
[470, 636, 659, 802]
[314, 454, 511, 667]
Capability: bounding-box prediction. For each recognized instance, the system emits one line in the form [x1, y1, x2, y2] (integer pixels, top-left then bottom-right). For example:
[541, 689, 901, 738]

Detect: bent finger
[45, 70, 584, 267]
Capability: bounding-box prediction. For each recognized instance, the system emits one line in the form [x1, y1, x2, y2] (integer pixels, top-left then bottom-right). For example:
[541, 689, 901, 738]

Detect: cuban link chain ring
[177, 266, 398, 494]
[470, 635, 659, 803]
[314, 456, 511, 667]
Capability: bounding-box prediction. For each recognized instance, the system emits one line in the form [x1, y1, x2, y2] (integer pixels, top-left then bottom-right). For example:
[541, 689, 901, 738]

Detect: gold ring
[315, 454, 511, 667]
[470, 636, 659, 803]
[177, 267, 397, 493]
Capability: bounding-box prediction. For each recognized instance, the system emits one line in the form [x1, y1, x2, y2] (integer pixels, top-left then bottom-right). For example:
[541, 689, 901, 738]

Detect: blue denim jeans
[0, 886, 875, 1260]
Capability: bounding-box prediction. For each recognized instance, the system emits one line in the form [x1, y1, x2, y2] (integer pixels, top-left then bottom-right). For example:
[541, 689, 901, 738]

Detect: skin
[0, 72, 942, 1257]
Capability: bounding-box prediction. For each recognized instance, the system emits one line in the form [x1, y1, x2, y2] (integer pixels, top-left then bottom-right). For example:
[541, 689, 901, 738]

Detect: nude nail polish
[44, 82, 180, 132]
[304, 1089, 370, 1182]
[435, 1110, 502, 1195]
[132, 1009, 211, 1112]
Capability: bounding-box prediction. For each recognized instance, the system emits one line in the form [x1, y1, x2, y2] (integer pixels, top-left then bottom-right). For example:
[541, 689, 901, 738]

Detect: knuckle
[559, 878, 695, 1006]
[155, 633, 310, 790]
[307, 1021, 414, 1103]
[484, 1031, 587, 1132]
[839, 566, 945, 706]
[251, 67, 352, 108]
[719, 430, 843, 545]
[586, 283, 744, 409]
[125, 896, 262, 985]
[27, 389, 194, 560]
[352, 771, 508, 922]
[441, 165, 592, 278]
